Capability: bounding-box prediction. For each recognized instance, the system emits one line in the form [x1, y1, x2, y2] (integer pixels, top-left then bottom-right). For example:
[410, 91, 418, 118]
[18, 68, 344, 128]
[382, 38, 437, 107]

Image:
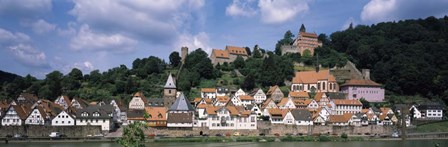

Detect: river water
[1, 140, 447, 147]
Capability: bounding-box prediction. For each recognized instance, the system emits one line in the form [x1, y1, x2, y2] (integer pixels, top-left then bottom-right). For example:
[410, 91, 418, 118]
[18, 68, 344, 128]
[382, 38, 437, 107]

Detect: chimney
[362, 69, 370, 80]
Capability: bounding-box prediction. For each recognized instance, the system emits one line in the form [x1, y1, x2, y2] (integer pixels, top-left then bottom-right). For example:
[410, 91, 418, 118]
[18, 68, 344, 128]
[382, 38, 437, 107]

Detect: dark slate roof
[326, 92, 347, 99]
[290, 109, 312, 121]
[418, 103, 445, 110]
[371, 107, 381, 113]
[217, 87, 230, 94]
[167, 112, 193, 123]
[127, 109, 145, 118]
[169, 93, 195, 111]
[246, 104, 255, 110]
[164, 74, 176, 89]
[147, 98, 165, 107]
[76, 104, 114, 119]
[354, 113, 368, 121]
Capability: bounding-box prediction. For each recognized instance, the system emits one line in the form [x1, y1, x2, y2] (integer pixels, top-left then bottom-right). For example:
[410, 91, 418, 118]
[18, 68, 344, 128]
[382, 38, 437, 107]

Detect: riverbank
[2, 133, 448, 144]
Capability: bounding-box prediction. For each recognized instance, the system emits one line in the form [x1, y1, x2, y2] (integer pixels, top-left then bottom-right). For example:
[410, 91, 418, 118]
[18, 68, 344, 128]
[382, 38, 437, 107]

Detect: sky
[1, 0, 447, 79]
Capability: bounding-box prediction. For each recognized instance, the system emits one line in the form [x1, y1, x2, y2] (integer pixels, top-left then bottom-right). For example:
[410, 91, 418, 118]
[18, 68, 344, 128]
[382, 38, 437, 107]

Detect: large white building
[76, 105, 115, 131]
[1, 105, 29, 126]
[205, 106, 257, 130]
[331, 99, 362, 115]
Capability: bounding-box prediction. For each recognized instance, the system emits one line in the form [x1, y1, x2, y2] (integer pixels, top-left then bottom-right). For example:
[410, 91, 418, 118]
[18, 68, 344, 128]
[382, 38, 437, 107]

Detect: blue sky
[1, 0, 447, 79]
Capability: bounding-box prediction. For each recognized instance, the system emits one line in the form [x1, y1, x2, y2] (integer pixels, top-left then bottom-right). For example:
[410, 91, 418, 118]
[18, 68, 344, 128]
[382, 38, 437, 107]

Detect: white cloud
[69, 0, 204, 45]
[175, 32, 211, 54]
[73, 61, 95, 72]
[31, 19, 56, 34]
[0, 28, 30, 45]
[361, 0, 448, 23]
[9, 44, 49, 68]
[226, 0, 257, 17]
[0, 0, 52, 18]
[70, 24, 138, 53]
[258, 0, 311, 24]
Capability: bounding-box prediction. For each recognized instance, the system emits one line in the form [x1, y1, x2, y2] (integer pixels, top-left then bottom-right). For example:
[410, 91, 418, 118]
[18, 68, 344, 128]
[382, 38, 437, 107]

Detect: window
[56, 121, 58, 123]
[68, 121, 71, 124]
[62, 121, 64, 124]
[169, 90, 171, 94]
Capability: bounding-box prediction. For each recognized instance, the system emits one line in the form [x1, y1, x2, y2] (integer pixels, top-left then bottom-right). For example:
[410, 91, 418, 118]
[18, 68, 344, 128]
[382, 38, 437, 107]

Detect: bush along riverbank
[152, 134, 364, 143]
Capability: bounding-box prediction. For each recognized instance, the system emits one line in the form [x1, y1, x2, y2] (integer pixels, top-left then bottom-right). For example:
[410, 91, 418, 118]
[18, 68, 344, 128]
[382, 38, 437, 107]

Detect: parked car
[391, 132, 400, 138]
[49, 132, 61, 138]
[5, 134, 12, 138]
[94, 134, 104, 137]
[13, 134, 26, 140]
[215, 133, 222, 137]
[259, 133, 265, 136]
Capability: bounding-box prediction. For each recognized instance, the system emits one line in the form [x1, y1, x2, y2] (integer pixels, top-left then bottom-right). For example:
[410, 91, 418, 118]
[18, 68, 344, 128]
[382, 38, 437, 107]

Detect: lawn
[415, 120, 448, 133]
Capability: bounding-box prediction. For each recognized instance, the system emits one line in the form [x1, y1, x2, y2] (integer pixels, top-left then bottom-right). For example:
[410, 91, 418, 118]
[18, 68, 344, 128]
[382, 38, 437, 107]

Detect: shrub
[341, 133, 348, 139]
[318, 136, 331, 142]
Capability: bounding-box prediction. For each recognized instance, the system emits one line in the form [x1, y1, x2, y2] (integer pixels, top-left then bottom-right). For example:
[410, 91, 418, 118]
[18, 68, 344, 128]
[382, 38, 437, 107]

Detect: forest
[1, 16, 447, 105]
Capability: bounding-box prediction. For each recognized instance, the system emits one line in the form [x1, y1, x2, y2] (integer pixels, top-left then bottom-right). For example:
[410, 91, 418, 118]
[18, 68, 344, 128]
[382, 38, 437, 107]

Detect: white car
[49, 132, 61, 138]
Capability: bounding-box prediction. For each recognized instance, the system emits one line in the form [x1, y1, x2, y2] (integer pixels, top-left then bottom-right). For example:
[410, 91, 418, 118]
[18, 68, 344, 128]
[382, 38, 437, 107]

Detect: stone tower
[163, 73, 177, 108]
[181, 47, 188, 64]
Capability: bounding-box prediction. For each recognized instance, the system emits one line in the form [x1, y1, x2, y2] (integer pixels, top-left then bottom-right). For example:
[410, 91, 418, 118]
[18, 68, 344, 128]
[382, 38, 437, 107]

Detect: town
[0, 25, 445, 138]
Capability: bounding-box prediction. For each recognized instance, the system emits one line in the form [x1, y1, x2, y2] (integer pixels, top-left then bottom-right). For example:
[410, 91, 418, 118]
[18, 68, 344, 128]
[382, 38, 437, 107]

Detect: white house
[418, 103, 444, 120]
[239, 95, 255, 106]
[214, 96, 230, 106]
[313, 107, 331, 125]
[52, 110, 75, 126]
[201, 88, 217, 99]
[290, 109, 313, 126]
[128, 92, 146, 110]
[235, 88, 246, 97]
[268, 108, 287, 124]
[230, 95, 242, 106]
[25, 106, 47, 125]
[250, 89, 267, 104]
[76, 105, 115, 131]
[54, 95, 71, 110]
[409, 105, 422, 119]
[277, 98, 296, 109]
[70, 97, 89, 110]
[1, 105, 29, 126]
[248, 104, 263, 117]
[205, 106, 257, 130]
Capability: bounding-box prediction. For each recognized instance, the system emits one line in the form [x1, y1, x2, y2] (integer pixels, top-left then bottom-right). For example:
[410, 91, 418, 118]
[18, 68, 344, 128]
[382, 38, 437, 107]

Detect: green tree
[244, 47, 252, 56]
[253, 45, 262, 58]
[233, 56, 245, 69]
[241, 74, 255, 91]
[117, 122, 145, 147]
[360, 98, 370, 109]
[275, 30, 295, 55]
[169, 51, 181, 67]
[45, 71, 63, 100]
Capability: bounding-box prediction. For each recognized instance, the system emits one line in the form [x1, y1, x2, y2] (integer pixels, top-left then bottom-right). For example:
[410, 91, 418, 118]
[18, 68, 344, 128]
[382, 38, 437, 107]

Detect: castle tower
[163, 73, 177, 108]
[181, 47, 188, 64]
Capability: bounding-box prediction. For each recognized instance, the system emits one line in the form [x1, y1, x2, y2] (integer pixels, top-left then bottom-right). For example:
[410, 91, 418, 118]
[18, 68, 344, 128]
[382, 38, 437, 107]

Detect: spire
[300, 24, 306, 32]
[169, 92, 194, 111]
[164, 73, 176, 89]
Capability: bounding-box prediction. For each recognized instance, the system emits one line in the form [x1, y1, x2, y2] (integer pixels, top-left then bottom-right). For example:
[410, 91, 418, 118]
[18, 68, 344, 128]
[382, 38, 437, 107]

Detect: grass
[153, 136, 364, 143]
[415, 120, 448, 133]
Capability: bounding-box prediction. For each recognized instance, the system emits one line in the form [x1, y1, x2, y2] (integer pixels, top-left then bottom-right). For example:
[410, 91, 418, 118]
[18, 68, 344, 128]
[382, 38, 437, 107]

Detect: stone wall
[142, 122, 394, 137]
[0, 125, 102, 137]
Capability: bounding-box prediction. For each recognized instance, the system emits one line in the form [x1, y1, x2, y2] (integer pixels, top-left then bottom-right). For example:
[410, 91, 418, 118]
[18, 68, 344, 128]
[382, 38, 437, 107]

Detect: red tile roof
[341, 79, 381, 87]
[226, 46, 248, 56]
[212, 49, 229, 59]
[292, 70, 336, 84]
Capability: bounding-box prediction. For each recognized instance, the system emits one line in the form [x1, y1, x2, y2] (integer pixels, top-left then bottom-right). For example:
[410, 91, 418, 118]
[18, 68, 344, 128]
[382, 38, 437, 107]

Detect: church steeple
[163, 73, 177, 108]
[300, 24, 306, 32]
[164, 73, 176, 89]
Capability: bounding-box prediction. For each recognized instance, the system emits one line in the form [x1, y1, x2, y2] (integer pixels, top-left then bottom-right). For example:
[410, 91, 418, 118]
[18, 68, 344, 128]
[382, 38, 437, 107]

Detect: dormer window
[158, 114, 162, 118]
[82, 112, 88, 117]
[148, 115, 152, 119]
[93, 112, 100, 117]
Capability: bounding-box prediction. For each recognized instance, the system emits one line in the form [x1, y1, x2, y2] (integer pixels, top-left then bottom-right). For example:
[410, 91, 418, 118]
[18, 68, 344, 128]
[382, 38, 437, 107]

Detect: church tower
[163, 73, 177, 108]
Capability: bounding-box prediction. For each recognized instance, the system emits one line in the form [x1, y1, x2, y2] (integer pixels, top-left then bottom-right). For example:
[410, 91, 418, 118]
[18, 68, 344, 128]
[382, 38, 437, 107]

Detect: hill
[0, 70, 21, 84]
[326, 16, 448, 104]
